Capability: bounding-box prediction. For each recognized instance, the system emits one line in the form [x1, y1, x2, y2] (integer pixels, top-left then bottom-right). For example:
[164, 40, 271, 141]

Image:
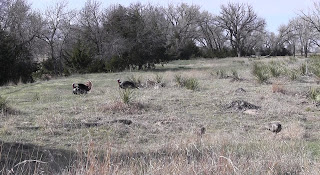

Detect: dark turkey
[73, 81, 92, 94]
[117, 79, 138, 89]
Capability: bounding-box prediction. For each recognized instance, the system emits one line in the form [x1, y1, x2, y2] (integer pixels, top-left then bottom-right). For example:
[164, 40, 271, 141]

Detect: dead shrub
[272, 83, 286, 94]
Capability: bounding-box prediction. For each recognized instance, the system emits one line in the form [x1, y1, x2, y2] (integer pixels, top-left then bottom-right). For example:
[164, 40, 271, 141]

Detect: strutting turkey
[73, 81, 92, 94]
[117, 79, 138, 89]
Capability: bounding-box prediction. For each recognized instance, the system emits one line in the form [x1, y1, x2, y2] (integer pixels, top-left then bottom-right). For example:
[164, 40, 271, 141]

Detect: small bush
[269, 65, 282, 77]
[252, 62, 269, 83]
[184, 78, 199, 91]
[174, 75, 184, 87]
[309, 87, 320, 102]
[216, 69, 228, 79]
[231, 69, 241, 81]
[174, 75, 199, 90]
[119, 89, 134, 104]
[300, 63, 308, 75]
[0, 96, 7, 111]
[155, 74, 163, 83]
[290, 70, 299, 81]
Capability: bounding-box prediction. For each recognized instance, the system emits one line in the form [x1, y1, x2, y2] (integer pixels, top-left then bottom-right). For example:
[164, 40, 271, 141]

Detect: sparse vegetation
[0, 57, 319, 174]
[216, 69, 228, 79]
[174, 75, 199, 90]
[309, 87, 320, 102]
[119, 89, 134, 104]
[252, 62, 270, 83]
[269, 61, 283, 77]
[155, 74, 163, 84]
[0, 95, 7, 111]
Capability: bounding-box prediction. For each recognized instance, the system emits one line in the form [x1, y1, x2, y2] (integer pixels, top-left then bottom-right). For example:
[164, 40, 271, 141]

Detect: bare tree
[217, 3, 265, 57]
[197, 11, 226, 53]
[163, 3, 201, 58]
[39, 2, 76, 74]
[78, 0, 103, 57]
[301, 2, 320, 33]
[289, 17, 316, 57]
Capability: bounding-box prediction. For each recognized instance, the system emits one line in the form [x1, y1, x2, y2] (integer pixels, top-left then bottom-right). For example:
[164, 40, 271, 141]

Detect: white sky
[26, 0, 315, 33]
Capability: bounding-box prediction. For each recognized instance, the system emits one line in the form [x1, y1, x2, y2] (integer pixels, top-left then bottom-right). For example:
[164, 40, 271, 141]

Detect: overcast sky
[26, 0, 315, 33]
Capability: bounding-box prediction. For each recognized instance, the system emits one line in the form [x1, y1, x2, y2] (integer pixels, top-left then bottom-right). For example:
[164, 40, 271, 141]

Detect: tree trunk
[304, 42, 308, 58]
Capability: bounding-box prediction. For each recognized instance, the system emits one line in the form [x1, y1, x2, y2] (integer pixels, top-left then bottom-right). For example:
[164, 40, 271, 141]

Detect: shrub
[119, 89, 134, 104]
[300, 63, 308, 75]
[216, 69, 228, 79]
[252, 62, 270, 83]
[174, 75, 199, 90]
[269, 64, 282, 77]
[155, 74, 163, 83]
[0, 96, 7, 111]
[309, 57, 320, 78]
[184, 78, 199, 91]
[290, 70, 299, 81]
[309, 87, 320, 102]
[231, 69, 240, 81]
[174, 75, 184, 87]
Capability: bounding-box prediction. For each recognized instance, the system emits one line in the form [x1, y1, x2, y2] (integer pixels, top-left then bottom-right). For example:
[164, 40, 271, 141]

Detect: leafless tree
[39, 2, 76, 74]
[289, 17, 317, 57]
[197, 11, 226, 53]
[217, 3, 265, 57]
[78, 0, 103, 57]
[162, 3, 201, 57]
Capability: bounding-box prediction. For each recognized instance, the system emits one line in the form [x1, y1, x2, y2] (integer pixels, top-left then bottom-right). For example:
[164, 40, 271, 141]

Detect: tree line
[0, 0, 320, 85]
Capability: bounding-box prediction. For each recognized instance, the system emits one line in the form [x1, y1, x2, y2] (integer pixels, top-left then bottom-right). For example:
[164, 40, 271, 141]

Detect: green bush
[174, 75, 199, 91]
[252, 62, 270, 83]
[184, 78, 199, 91]
[119, 89, 134, 104]
[309, 87, 320, 102]
[290, 69, 299, 81]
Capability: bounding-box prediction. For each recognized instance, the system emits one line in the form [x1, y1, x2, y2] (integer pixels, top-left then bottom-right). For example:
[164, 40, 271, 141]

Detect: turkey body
[117, 79, 138, 89]
[73, 81, 92, 94]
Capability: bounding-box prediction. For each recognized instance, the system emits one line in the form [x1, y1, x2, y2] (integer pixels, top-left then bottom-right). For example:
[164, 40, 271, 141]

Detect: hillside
[0, 57, 319, 174]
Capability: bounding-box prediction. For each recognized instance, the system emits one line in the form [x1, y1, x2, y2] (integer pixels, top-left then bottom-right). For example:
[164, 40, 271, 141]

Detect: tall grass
[174, 75, 199, 90]
[252, 62, 270, 83]
[309, 87, 320, 102]
[119, 89, 134, 104]
[0, 95, 8, 111]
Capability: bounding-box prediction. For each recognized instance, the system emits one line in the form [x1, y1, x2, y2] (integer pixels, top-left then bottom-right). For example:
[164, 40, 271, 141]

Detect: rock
[266, 121, 282, 134]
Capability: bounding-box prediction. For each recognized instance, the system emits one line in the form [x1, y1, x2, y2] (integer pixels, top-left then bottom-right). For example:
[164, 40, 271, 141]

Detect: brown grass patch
[272, 83, 286, 94]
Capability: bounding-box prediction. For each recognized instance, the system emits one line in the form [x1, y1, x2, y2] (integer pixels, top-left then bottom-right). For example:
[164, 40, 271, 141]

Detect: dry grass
[0, 57, 319, 174]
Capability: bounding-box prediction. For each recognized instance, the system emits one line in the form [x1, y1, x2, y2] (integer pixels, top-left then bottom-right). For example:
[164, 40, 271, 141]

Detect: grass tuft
[119, 89, 134, 104]
[252, 62, 270, 83]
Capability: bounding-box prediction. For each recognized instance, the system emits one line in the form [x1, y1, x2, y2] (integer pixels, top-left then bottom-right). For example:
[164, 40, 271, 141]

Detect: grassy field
[0, 56, 320, 174]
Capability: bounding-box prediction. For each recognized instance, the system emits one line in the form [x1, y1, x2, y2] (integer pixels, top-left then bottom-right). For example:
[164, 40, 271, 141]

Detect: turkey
[117, 79, 138, 89]
[73, 81, 92, 94]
